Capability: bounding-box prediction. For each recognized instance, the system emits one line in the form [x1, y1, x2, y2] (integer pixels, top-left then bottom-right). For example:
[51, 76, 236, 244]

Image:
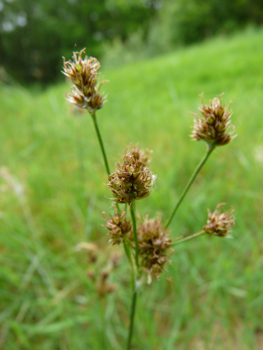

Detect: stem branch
[172, 231, 205, 246]
[166, 146, 215, 228]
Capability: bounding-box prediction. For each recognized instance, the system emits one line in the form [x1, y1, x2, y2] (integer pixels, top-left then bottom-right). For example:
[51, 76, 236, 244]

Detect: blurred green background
[1, 0, 263, 83]
[1, 1, 263, 349]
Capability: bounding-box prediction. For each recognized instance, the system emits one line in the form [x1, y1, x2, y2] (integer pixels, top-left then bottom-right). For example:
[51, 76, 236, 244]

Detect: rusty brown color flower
[108, 146, 155, 204]
[62, 48, 108, 114]
[137, 216, 172, 279]
[191, 93, 236, 148]
[103, 208, 132, 245]
[203, 203, 235, 237]
[125, 144, 152, 168]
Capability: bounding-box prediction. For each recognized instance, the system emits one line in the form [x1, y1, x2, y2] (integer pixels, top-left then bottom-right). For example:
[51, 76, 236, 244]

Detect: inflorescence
[62, 48, 108, 114]
[191, 93, 236, 148]
[62, 50, 237, 283]
[137, 216, 172, 279]
[107, 145, 156, 205]
[203, 203, 235, 238]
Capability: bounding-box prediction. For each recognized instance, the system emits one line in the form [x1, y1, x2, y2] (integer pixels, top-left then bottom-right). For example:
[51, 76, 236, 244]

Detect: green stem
[165, 146, 215, 228]
[127, 286, 137, 350]
[130, 202, 139, 269]
[91, 113, 120, 212]
[172, 231, 205, 246]
[123, 238, 133, 270]
[91, 113, 111, 176]
[127, 201, 139, 349]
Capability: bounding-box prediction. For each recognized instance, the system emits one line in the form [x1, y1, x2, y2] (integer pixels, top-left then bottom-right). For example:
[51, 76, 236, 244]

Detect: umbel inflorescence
[62, 49, 108, 114]
[62, 49, 237, 349]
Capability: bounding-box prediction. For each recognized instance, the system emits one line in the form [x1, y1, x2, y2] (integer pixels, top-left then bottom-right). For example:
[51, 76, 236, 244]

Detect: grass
[1, 27, 263, 349]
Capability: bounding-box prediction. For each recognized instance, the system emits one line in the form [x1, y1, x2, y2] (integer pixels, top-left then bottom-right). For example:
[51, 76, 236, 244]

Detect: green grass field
[1, 27, 263, 349]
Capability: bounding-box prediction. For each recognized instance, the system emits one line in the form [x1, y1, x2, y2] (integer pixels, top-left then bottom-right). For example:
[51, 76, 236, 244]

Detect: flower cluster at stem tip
[191, 93, 236, 148]
[62, 48, 108, 115]
[137, 216, 173, 280]
[103, 207, 132, 246]
[107, 145, 156, 205]
[203, 203, 235, 238]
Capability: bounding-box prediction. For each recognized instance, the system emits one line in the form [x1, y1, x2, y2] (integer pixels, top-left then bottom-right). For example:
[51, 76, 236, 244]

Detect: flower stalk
[165, 145, 215, 228]
[127, 201, 139, 350]
[172, 231, 205, 246]
[130, 202, 139, 269]
[91, 113, 111, 176]
[127, 286, 137, 350]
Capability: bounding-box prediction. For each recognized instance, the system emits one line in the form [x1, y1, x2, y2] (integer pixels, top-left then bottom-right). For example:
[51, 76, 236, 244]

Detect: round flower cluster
[62, 48, 107, 114]
[103, 208, 132, 245]
[191, 93, 236, 148]
[203, 203, 235, 237]
[108, 146, 155, 204]
[137, 216, 172, 279]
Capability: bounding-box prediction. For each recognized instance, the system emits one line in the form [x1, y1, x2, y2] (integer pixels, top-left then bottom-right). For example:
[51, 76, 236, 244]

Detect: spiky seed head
[191, 93, 236, 148]
[107, 146, 156, 204]
[62, 48, 108, 115]
[103, 208, 132, 245]
[137, 216, 172, 279]
[203, 203, 235, 237]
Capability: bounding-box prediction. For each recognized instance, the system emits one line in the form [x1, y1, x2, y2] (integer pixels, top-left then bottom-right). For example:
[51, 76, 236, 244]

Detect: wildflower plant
[62, 49, 236, 349]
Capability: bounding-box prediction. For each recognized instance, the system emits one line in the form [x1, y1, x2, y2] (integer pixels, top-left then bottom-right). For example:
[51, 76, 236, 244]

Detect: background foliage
[1, 0, 263, 83]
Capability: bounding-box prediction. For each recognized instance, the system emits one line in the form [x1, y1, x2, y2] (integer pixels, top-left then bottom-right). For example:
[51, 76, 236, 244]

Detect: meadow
[1, 27, 263, 349]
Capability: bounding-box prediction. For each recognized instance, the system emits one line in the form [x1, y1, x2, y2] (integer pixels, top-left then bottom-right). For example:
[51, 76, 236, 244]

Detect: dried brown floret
[191, 93, 236, 148]
[203, 203, 235, 237]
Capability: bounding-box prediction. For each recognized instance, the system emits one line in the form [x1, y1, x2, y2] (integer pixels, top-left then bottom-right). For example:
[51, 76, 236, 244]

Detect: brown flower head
[191, 93, 236, 148]
[108, 146, 156, 204]
[62, 48, 108, 114]
[203, 203, 235, 237]
[137, 216, 172, 279]
[103, 208, 132, 245]
[125, 144, 152, 168]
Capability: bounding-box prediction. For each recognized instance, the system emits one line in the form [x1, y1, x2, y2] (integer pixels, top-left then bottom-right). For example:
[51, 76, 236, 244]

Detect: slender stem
[172, 231, 205, 246]
[130, 201, 139, 269]
[91, 113, 111, 176]
[123, 238, 133, 269]
[127, 286, 137, 350]
[165, 146, 215, 228]
[91, 113, 120, 212]
[127, 201, 139, 349]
